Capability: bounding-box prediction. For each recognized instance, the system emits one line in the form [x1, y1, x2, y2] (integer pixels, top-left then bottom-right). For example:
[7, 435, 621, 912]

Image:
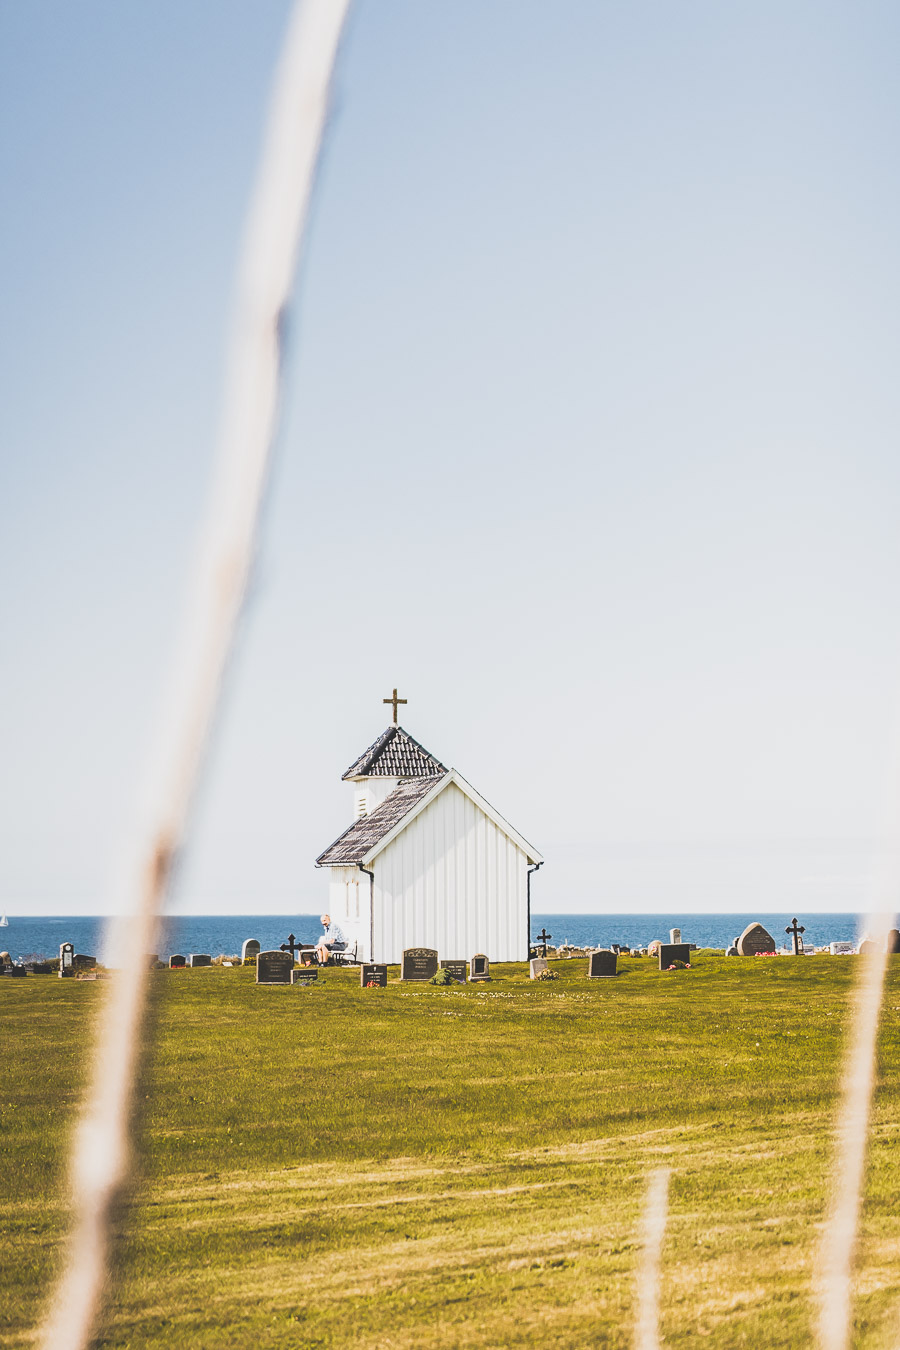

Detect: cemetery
[4, 945, 900, 1348]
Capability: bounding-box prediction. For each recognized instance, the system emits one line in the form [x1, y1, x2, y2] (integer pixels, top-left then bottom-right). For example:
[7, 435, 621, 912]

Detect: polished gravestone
[188, 953, 212, 968]
[440, 959, 467, 984]
[73, 954, 97, 970]
[736, 923, 776, 956]
[59, 942, 74, 978]
[658, 942, 691, 969]
[401, 948, 438, 981]
[470, 954, 490, 981]
[256, 950, 293, 984]
[241, 939, 261, 964]
[169, 954, 186, 969]
[588, 950, 617, 978]
[291, 967, 319, 985]
[360, 963, 388, 988]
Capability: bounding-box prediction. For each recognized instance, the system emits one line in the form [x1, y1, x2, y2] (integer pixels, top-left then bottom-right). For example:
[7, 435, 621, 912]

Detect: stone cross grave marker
[588, 950, 617, 978]
[736, 923, 776, 956]
[59, 942, 74, 978]
[470, 954, 490, 981]
[241, 939, 261, 964]
[440, 959, 467, 983]
[256, 950, 293, 984]
[533, 928, 552, 958]
[530, 957, 548, 979]
[401, 948, 438, 981]
[658, 942, 691, 969]
[169, 954, 186, 969]
[189, 953, 212, 967]
[360, 963, 388, 987]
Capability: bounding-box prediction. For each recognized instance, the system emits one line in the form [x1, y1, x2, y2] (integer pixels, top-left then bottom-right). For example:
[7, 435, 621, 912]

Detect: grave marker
[401, 948, 438, 981]
[736, 923, 776, 956]
[658, 942, 691, 969]
[530, 957, 548, 979]
[73, 954, 97, 970]
[169, 954, 186, 969]
[188, 953, 212, 968]
[669, 928, 682, 945]
[360, 964, 388, 988]
[440, 959, 467, 983]
[59, 942, 74, 978]
[291, 967, 318, 986]
[829, 942, 854, 956]
[470, 954, 490, 981]
[241, 939, 261, 964]
[588, 950, 617, 978]
[888, 930, 900, 955]
[256, 950, 292, 984]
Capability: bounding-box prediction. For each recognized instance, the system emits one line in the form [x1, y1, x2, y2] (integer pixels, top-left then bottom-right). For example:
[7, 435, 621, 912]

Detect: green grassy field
[3, 954, 900, 1348]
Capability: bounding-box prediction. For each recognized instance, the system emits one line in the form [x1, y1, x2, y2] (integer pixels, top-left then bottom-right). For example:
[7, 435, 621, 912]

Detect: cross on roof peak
[383, 687, 407, 725]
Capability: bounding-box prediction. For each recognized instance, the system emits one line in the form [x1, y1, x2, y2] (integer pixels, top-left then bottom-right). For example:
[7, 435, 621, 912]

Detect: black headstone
[440, 959, 467, 983]
[169, 954, 186, 969]
[470, 954, 490, 981]
[25, 962, 52, 975]
[888, 930, 900, 955]
[588, 950, 617, 978]
[658, 943, 691, 969]
[1, 965, 26, 978]
[401, 948, 438, 981]
[188, 953, 212, 968]
[291, 967, 319, 985]
[256, 950, 292, 984]
[361, 963, 388, 988]
[73, 954, 97, 970]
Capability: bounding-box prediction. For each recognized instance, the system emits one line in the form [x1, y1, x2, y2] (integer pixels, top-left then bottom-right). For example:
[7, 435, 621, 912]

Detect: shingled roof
[316, 774, 447, 865]
[341, 725, 446, 780]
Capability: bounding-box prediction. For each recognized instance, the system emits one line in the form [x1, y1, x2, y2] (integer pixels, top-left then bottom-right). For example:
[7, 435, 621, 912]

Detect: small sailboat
[0, 914, 8, 927]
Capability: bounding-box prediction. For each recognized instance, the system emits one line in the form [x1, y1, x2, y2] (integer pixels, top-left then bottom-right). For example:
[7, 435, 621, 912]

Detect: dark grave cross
[280, 934, 300, 962]
[786, 917, 806, 956]
[534, 928, 552, 958]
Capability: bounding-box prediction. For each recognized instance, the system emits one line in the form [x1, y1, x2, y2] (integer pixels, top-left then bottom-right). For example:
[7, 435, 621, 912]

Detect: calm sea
[0, 912, 867, 964]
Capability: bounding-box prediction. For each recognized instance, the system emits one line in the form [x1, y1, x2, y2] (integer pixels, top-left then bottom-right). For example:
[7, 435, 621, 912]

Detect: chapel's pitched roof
[316, 774, 447, 865]
[341, 725, 446, 781]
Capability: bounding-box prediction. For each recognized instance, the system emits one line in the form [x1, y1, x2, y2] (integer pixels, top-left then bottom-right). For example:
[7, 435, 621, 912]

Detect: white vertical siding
[370, 782, 529, 964]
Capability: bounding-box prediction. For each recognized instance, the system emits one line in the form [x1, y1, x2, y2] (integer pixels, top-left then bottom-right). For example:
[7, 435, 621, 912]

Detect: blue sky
[3, 1, 900, 915]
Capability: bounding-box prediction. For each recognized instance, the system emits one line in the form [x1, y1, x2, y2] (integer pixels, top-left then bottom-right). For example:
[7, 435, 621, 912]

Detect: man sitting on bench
[315, 914, 347, 965]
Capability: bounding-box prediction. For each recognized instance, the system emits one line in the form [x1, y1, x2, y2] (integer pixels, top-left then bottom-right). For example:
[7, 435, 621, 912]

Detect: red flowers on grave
[753, 951, 776, 957]
[664, 961, 691, 971]
[365, 979, 381, 988]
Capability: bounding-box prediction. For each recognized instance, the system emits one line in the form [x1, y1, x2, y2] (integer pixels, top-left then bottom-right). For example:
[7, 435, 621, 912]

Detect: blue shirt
[322, 922, 345, 945]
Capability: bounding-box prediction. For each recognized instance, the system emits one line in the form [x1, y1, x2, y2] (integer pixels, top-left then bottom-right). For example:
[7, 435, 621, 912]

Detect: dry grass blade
[634, 1166, 671, 1350]
[816, 913, 892, 1350]
[37, 3, 352, 1348]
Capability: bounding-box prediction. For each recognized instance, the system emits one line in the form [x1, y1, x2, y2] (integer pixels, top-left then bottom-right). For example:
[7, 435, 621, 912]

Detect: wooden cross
[533, 927, 552, 958]
[785, 917, 806, 955]
[383, 687, 407, 724]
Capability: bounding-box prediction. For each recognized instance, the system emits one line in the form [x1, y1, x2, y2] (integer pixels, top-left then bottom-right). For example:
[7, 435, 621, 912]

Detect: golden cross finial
[383, 687, 407, 724]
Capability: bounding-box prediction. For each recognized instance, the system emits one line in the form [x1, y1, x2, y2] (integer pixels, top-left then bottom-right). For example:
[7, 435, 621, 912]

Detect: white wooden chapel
[315, 691, 543, 964]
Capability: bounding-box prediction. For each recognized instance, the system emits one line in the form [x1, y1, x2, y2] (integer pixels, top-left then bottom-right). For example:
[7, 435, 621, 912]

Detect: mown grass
[3, 954, 900, 1347]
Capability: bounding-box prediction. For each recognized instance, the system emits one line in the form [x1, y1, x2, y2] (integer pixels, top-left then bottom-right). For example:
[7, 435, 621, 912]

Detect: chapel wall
[371, 782, 528, 963]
